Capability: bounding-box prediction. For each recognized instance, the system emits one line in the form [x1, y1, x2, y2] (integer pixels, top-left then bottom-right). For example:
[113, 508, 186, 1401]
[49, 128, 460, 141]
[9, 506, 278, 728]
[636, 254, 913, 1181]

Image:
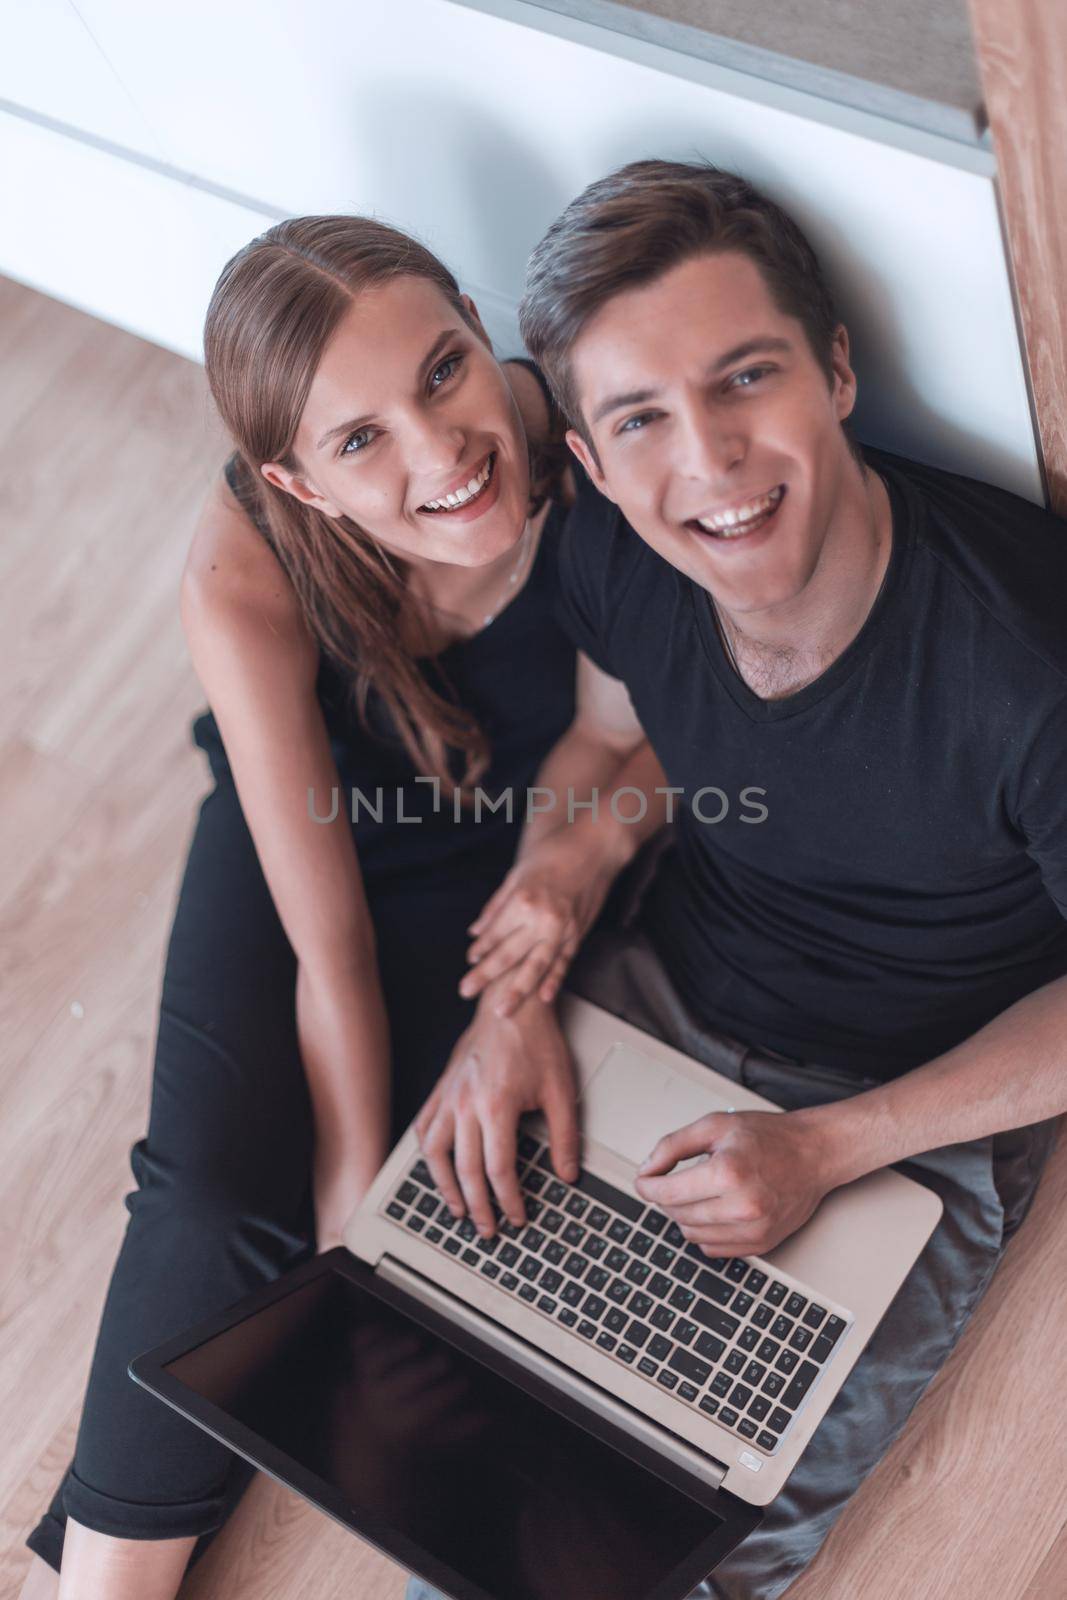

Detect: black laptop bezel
[130, 1246, 760, 1600]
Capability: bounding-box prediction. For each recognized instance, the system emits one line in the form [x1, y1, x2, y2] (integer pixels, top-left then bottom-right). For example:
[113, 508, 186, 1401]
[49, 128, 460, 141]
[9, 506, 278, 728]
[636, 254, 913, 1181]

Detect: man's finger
[454, 1104, 496, 1236]
[636, 1113, 730, 1180]
[481, 1108, 525, 1228]
[421, 1106, 465, 1219]
[634, 1151, 726, 1209]
[541, 1065, 581, 1184]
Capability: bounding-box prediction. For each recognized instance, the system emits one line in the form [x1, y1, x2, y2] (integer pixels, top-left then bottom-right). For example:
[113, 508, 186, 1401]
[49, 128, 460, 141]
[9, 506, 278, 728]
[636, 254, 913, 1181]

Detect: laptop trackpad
[581, 1043, 735, 1168]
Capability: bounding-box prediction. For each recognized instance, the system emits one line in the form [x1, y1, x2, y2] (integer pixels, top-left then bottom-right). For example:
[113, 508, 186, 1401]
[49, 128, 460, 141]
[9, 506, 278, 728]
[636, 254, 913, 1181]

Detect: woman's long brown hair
[203, 216, 495, 796]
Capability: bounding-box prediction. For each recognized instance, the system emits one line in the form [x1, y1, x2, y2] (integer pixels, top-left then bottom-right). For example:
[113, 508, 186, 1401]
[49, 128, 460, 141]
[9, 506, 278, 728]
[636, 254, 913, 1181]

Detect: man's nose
[675, 403, 746, 483]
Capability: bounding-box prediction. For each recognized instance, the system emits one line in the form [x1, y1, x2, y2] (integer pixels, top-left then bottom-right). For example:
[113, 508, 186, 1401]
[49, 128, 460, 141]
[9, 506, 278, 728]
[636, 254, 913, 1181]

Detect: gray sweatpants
[407, 917, 1060, 1600]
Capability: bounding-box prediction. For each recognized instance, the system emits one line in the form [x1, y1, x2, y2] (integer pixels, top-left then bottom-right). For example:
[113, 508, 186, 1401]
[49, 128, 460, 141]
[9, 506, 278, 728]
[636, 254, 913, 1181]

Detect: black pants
[26, 754, 499, 1573]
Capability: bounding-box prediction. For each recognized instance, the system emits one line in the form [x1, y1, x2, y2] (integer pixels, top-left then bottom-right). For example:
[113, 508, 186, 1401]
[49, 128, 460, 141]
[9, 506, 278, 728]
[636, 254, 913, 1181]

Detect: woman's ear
[565, 429, 614, 502]
[260, 461, 343, 518]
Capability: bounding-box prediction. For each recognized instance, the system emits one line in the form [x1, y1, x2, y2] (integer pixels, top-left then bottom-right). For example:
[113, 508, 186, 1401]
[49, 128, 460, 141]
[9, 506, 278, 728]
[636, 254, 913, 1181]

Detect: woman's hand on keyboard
[414, 987, 580, 1237]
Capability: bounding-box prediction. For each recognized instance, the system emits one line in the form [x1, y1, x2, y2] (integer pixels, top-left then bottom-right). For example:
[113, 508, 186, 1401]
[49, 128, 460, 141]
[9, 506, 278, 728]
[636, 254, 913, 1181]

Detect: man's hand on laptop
[633, 1106, 841, 1257]
[414, 982, 580, 1237]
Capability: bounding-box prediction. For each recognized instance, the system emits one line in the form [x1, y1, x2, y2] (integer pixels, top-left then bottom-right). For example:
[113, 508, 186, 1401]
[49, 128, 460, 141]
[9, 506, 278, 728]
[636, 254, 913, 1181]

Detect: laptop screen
[162, 1262, 725, 1600]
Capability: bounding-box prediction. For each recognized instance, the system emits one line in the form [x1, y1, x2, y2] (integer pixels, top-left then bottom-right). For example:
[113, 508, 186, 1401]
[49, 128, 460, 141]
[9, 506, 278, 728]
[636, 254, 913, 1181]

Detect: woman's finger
[538, 934, 579, 1003]
[467, 872, 517, 937]
[459, 925, 535, 997]
[493, 942, 558, 1017]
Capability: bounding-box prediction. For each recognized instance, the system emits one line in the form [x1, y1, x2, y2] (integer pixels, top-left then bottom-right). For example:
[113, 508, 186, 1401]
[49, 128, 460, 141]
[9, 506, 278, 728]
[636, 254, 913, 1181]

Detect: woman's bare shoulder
[183, 467, 304, 631]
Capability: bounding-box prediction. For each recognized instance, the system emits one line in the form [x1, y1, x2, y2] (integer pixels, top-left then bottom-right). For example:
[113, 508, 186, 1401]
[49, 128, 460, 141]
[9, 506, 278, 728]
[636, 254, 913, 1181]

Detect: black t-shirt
[555, 446, 1067, 1081]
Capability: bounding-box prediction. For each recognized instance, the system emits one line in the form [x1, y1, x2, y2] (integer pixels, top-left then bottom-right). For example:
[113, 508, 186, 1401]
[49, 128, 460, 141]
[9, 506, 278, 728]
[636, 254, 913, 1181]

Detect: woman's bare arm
[180, 471, 391, 1228]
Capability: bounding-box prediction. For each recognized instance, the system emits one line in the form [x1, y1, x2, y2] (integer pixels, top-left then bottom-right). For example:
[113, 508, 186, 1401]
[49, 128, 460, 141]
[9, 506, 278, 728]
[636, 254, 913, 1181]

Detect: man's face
[567, 251, 860, 617]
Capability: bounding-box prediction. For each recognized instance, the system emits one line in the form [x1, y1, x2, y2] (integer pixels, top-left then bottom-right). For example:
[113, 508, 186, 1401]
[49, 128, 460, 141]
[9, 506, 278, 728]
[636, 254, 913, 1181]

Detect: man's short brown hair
[518, 158, 841, 442]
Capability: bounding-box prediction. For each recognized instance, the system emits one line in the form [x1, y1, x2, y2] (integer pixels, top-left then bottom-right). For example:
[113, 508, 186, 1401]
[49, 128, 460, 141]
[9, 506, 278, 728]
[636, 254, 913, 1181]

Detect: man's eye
[341, 427, 375, 457]
[619, 411, 658, 434]
[729, 365, 772, 390]
[430, 354, 463, 389]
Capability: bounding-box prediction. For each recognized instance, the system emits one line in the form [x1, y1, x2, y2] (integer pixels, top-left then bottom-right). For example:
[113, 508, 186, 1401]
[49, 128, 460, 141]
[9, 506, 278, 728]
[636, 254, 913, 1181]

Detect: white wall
[0, 0, 1043, 503]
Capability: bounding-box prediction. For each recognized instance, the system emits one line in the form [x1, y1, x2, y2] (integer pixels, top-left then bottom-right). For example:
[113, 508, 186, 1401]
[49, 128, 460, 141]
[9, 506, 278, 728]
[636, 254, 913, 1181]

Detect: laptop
[130, 994, 942, 1599]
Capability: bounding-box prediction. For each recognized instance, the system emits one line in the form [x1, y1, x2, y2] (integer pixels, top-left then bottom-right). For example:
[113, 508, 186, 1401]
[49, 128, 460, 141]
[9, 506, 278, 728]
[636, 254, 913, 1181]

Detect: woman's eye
[341, 427, 375, 457]
[430, 354, 463, 389]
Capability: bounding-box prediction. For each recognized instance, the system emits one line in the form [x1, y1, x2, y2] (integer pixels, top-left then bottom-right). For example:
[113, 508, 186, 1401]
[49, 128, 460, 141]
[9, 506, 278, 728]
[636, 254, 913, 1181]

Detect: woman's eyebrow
[315, 328, 466, 451]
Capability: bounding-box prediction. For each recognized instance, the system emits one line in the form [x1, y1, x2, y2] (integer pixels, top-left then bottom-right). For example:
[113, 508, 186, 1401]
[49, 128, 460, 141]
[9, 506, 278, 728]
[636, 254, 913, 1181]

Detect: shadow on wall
[350, 83, 1020, 487]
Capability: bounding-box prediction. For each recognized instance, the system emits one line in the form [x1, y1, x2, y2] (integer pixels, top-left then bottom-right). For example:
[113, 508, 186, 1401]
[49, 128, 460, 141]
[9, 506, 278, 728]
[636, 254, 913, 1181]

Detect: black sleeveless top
[192, 456, 576, 888]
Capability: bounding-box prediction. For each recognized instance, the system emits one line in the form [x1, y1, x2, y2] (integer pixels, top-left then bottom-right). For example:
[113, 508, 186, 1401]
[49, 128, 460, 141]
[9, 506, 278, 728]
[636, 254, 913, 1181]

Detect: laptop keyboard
[381, 1133, 851, 1458]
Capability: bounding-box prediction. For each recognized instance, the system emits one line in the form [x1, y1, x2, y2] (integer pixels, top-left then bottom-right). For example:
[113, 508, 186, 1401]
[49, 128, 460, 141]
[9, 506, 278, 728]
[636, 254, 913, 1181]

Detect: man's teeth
[422, 455, 493, 511]
[696, 485, 784, 537]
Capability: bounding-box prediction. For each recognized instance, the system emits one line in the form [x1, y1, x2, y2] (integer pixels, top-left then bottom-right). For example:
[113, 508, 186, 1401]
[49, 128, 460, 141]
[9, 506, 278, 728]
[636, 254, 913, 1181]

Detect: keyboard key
[386, 1201, 405, 1220]
[745, 1269, 767, 1293]
[541, 1268, 563, 1294]
[731, 1291, 754, 1316]
[776, 1350, 799, 1374]
[544, 1239, 566, 1265]
[724, 1349, 746, 1375]
[678, 1381, 699, 1402]
[586, 1235, 608, 1261]
[630, 1232, 654, 1258]
[738, 1326, 760, 1352]
[790, 1327, 813, 1352]
[458, 1218, 478, 1241]
[648, 1334, 672, 1362]
[719, 1406, 739, 1427]
[518, 1283, 537, 1302]
[650, 1305, 675, 1332]
[752, 1303, 774, 1329]
[822, 1314, 847, 1346]
[711, 1372, 732, 1397]
[699, 1395, 720, 1417]
[803, 1303, 827, 1329]
[538, 1295, 557, 1314]
[669, 1285, 696, 1312]
[696, 1331, 726, 1363]
[811, 1334, 836, 1364]
[586, 1265, 610, 1292]
[501, 1273, 519, 1290]
[444, 1237, 461, 1255]
[562, 1282, 584, 1307]
[481, 1260, 500, 1279]
[564, 1253, 588, 1279]
[757, 1338, 780, 1363]
[521, 1227, 546, 1252]
[758, 1430, 780, 1451]
[565, 1195, 589, 1219]
[545, 1182, 567, 1207]
[770, 1316, 794, 1341]
[657, 1370, 679, 1390]
[408, 1216, 426, 1234]
[625, 1260, 651, 1286]
[695, 1270, 734, 1307]
[524, 1169, 547, 1195]
[782, 1360, 819, 1410]
[643, 1209, 668, 1235]
[651, 1244, 675, 1270]
[630, 1292, 653, 1319]
[693, 1300, 740, 1341]
[626, 1320, 652, 1348]
[730, 1383, 752, 1408]
[608, 1278, 631, 1305]
[768, 1406, 791, 1433]
[397, 1182, 418, 1205]
[669, 1348, 712, 1385]
[605, 1306, 628, 1334]
[578, 1320, 597, 1339]
[649, 1273, 673, 1299]
[582, 1294, 607, 1319]
[416, 1192, 439, 1218]
[587, 1206, 610, 1231]
[563, 1221, 586, 1247]
[674, 1318, 698, 1346]
[519, 1255, 541, 1281]
[541, 1208, 564, 1234]
[518, 1133, 540, 1160]
[558, 1307, 578, 1327]
[574, 1169, 645, 1222]
[744, 1361, 766, 1386]
[426, 1226, 443, 1244]
[475, 1233, 498, 1254]
[748, 1395, 771, 1421]
[765, 1280, 788, 1305]
[672, 1256, 698, 1285]
[638, 1357, 658, 1377]
[665, 1222, 686, 1248]
[738, 1418, 758, 1439]
[597, 1332, 617, 1353]
[726, 1259, 747, 1282]
[410, 1159, 434, 1187]
[608, 1219, 633, 1245]
[785, 1292, 807, 1318]
[762, 1372, 786, 1398]
[618, 1344, 637, 1363]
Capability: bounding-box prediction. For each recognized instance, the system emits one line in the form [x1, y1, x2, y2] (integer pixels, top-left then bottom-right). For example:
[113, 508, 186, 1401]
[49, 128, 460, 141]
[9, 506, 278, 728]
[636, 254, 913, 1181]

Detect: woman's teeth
[696, 485, 784, 538]
[421, 454, 494, 512]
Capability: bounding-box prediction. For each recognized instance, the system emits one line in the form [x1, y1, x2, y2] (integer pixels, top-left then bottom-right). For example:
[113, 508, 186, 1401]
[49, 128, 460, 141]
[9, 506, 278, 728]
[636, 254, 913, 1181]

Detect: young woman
[20, 216, 660, 1600]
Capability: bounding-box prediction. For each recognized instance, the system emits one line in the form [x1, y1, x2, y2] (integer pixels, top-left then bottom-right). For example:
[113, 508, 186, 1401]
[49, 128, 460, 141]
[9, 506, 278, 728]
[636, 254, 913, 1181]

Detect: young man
[411, 160, 1067, 1599]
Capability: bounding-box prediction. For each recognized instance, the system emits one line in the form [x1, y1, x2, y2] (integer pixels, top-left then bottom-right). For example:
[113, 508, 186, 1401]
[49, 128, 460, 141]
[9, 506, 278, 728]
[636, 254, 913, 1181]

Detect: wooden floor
[1, 277, 1066, 1599]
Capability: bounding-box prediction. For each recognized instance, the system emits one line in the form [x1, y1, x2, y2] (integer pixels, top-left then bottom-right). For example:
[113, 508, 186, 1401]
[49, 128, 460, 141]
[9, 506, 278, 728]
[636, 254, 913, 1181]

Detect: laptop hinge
[377, 1255, 728, 1491]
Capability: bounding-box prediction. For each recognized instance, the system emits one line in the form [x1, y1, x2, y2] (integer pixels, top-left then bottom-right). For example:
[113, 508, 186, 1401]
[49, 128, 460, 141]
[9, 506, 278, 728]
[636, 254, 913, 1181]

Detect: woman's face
[262, 275, 531, 570]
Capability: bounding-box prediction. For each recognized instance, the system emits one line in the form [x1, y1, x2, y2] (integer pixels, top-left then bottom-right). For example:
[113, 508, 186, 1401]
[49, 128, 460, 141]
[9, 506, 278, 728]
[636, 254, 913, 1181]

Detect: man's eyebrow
[588, 336, 794, 428]
[315, 327, 464, 450]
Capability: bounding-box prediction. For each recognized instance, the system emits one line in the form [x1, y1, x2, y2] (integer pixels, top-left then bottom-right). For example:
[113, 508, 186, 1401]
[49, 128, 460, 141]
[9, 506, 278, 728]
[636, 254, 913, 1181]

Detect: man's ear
[460, 293, 493, 352]
[260, 461, 343, 518]
[565, 428, 615, 503]
[829, 324, 858, 425]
